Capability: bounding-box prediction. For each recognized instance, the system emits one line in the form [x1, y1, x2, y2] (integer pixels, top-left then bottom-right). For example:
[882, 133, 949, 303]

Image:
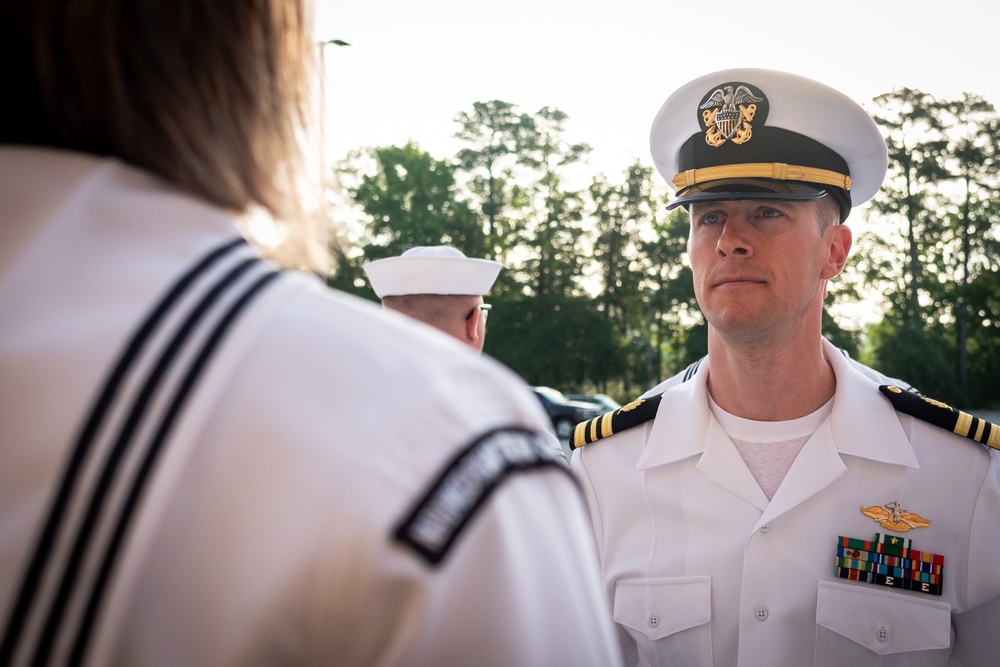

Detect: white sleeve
[400, 466, 624, 666]
[312, 428, 624, 667]
[950, 449, 1000, 665]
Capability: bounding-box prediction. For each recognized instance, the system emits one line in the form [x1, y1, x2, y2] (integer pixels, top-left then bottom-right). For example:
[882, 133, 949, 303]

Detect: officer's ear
[822, 223, 852, 280]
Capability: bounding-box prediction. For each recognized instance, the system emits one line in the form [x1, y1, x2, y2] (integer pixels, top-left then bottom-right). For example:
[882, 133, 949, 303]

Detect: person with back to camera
[0, 2, 623, 665]
[568, 67, 1000, 666]
[364, 245, 500, 354]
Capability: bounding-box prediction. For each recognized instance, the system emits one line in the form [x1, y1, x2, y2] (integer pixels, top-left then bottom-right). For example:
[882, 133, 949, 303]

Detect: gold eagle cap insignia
[699, 84, 764, 147]
[860, 501, 931, 532]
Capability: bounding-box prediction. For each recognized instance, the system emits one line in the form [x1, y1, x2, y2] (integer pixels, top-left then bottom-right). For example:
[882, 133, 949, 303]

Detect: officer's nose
[716, 220, 752, 257]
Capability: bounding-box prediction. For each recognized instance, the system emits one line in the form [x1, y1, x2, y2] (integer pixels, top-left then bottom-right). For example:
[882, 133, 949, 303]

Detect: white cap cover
[649, 68, 888, 216]
[363, 246, 502, 298]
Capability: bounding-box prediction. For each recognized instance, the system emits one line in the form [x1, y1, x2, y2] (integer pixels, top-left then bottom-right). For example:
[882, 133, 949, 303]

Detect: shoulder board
[879, 385, 1000, 451]
[569, 394, 663, 451]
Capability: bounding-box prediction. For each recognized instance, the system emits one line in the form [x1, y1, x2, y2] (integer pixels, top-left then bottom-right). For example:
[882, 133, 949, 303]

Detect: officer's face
[687, 198, 850, 343]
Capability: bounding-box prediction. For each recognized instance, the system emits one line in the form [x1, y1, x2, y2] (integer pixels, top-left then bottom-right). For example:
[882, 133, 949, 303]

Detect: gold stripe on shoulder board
[879, 385, 1000, 451]
[570, 394, 664, 451]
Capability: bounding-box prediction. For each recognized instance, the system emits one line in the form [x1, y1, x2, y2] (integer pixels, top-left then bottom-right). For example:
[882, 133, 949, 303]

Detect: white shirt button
[648, 614, 660, 628]
[759, 524, 770, 533]
[876, 626, 889, 643]
[754, 606, 769, 622]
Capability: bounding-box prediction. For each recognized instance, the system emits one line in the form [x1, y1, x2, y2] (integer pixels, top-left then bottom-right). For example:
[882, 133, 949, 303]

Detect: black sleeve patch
[393, 426, 572, 566]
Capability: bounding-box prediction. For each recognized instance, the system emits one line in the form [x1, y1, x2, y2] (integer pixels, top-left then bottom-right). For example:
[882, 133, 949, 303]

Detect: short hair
[817, 194, 841, 233]
[381, 294, 477, 327]
[0, 0, 326, 269]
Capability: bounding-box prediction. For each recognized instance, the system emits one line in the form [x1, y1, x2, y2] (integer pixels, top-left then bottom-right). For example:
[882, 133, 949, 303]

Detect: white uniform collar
[822, 338, 918, 467]
[636, 338, 918, 471]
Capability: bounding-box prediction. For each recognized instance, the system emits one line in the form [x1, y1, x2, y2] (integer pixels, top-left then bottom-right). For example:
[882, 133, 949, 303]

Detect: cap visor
[666, 179, 828, 211]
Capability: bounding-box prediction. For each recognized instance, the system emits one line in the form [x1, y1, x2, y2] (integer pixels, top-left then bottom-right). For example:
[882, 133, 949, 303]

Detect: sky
[315, 0, 999, 185]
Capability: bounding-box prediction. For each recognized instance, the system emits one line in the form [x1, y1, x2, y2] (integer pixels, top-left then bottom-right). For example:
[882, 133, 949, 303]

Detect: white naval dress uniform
[0, 147, 624, 667]
[572, 338, 1000, 666]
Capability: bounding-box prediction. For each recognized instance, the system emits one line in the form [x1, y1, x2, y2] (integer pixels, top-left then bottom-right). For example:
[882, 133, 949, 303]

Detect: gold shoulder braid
[879, 385, 1000, 451]
[570, 395, 663, 451]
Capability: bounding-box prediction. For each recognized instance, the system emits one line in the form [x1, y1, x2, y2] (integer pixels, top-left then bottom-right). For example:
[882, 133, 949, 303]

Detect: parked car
[565, 393, 621, 413]
[532, 386, 602, 440]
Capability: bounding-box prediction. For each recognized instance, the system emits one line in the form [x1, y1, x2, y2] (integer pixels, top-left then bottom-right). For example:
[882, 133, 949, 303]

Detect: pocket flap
[613, 576, 712, 641]
[816, 580, 951, 655]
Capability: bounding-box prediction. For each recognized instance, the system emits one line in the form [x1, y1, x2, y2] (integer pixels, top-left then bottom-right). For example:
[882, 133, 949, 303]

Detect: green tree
[964, 268, 1000, 408]
[485, 294, 625, 391]
[346, 142, 483, 259]
[865, 317, 955, 399]
[585, 163, 667, 393]
[639, 204, 705, 388]
[517, 107, 591, 297]
[860, 90, 1000, 405]
[453, 103, 611, 384]
[453, 101, 591, 298]
[936, 94, 998, 394]
[453, 100, 535, 274]
[588, 162, 655, 328]
[867, 89, 951, 322]
[330, 142, 483, 301]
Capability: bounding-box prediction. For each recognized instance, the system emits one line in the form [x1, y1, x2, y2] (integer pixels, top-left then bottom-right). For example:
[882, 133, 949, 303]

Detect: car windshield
[534, 386, 568, 403]
[565, 393, 620, 410]
[593, 394, 620, 408]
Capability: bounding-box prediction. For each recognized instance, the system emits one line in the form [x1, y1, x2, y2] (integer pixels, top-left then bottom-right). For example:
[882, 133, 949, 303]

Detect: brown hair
[0, 0, 329, 270]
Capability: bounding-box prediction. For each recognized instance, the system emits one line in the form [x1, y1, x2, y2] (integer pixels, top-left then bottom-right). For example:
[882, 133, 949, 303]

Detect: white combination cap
[363, 246, 502, 298]
[649, 68, 888, 221]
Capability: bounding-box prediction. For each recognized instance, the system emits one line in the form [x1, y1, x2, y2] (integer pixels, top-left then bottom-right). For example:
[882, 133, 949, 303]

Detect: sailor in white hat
[570, 68, 1000, 666]
[364, 246, 502, 352]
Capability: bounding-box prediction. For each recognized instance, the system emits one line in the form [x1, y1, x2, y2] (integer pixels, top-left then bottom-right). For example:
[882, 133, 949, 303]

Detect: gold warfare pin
[860, 501, 930, 532]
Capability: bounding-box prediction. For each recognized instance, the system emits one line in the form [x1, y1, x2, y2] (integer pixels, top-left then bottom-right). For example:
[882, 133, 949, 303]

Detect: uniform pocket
[814, 580, 951, 665]
[613, 576, 712, 667]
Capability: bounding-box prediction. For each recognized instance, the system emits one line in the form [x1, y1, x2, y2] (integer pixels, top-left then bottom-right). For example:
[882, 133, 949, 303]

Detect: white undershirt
[708, 395, 834, 500]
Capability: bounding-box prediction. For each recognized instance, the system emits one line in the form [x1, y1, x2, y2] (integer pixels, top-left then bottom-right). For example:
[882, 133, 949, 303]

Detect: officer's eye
[700, 212, 724, 224]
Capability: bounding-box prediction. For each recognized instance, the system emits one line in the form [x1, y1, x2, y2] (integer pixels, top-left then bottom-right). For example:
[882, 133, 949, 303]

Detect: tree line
[327, 93, 1000, 410]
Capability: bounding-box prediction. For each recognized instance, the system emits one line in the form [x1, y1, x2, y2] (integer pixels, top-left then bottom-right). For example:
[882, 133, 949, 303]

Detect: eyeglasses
[465, 303, 492, 321]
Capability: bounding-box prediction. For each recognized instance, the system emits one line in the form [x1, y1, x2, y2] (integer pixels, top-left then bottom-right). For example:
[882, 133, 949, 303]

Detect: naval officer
[570, 68, 1000, 666]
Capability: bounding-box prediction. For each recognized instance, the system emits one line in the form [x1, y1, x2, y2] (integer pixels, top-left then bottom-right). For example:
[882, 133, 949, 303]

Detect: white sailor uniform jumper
[0, 149, 624, 667]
